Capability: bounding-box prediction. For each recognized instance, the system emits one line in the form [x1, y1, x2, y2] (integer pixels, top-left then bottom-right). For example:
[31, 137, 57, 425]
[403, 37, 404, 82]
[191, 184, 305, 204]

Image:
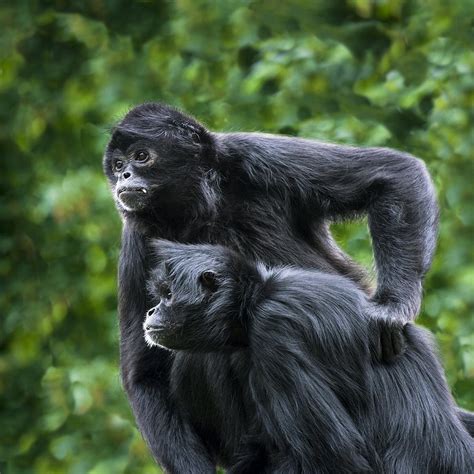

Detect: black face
[103, 103, 216, 219]
[143, 265, 228, 351]
[143, 279, 183, 350]
[106, 141, 159, 212]
[143, 241, 250, 352]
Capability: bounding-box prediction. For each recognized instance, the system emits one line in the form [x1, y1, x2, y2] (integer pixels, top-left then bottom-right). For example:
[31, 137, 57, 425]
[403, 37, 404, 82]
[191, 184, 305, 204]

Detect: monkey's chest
[170, 351, 260, 464]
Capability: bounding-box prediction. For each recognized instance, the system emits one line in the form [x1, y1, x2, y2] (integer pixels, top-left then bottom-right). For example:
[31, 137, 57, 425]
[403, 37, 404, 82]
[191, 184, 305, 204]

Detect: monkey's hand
[368, 305, 408, 363]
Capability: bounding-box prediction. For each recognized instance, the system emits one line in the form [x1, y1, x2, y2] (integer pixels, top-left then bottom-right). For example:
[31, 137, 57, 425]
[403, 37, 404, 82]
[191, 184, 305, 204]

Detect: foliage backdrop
[1, 0, 473, 472]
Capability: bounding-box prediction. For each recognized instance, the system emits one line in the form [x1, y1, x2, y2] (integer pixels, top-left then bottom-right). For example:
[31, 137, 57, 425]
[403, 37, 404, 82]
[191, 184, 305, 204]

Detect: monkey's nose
[147, 307, 156, 317]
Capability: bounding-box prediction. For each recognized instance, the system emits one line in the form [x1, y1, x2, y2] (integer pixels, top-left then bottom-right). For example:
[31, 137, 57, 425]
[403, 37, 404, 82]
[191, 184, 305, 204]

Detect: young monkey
[143, 239, 474, 474]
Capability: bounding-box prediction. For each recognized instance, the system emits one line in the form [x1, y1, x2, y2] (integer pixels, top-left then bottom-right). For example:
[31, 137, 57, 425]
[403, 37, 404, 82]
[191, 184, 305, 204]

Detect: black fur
[144, 240, 474, 473]
[103, 103, 473, 471]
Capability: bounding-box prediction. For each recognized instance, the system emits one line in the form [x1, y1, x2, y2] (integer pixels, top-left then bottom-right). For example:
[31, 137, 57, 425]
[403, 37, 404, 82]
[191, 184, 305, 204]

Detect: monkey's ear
[199, 270, 219, 293]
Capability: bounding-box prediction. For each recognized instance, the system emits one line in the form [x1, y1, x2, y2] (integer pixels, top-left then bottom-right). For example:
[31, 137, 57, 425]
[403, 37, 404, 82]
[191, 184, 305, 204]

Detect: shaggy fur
[103, 103, 472, 472]
[143, 240, 474, 473]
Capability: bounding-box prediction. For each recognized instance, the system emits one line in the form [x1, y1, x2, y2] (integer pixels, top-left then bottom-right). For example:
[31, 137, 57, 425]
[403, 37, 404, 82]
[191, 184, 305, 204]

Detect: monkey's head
[144, 240, 259, 352]
[103, 103, 216, 221]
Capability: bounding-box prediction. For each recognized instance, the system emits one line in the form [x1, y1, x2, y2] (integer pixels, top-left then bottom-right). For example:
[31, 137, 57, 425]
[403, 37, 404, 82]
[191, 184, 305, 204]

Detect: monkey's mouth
[144, 324, 187, 350]
[117, 187, 149, 211]
[144, 327, 176, 349]
[144, 328, 164, 344]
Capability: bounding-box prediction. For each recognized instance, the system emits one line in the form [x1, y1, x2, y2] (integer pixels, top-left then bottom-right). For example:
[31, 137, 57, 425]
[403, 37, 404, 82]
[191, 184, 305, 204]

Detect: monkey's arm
[457, 408, 474, 437]
[119, 225, 215, 473]
[230, 134, 438, 324]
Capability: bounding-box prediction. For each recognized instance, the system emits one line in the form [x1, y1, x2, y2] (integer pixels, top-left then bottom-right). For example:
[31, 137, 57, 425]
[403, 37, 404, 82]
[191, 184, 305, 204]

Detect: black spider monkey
[103, 103, 473, 472]
[143, 239, 474, 473]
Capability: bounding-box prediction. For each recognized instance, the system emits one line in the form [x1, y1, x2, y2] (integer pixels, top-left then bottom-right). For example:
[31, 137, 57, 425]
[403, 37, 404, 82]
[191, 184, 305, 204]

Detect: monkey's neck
[123, 207, 217, 242]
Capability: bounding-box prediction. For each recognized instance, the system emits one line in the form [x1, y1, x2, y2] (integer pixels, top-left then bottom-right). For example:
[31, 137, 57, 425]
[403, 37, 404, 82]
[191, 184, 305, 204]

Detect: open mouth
[117, 187, 149, 210]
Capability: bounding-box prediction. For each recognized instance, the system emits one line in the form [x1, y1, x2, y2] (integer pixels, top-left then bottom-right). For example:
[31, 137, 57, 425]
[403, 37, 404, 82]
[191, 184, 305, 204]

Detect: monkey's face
[104, 140, 159, 213]
[103, 135, 203, 216]
[143, 283, 188, 351]
[143, 271, 220, 351]
[143, 242, 249, 352]
[103, 103, 213, 218]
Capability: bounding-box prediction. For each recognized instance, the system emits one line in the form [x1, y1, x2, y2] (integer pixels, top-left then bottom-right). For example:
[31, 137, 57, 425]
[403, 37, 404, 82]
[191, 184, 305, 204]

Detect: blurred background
[1, 0, 473, 472]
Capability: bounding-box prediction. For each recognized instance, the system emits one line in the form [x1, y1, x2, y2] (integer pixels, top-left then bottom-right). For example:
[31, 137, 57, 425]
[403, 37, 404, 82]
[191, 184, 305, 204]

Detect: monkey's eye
[135, 150, 150, 163]
[114, 160, 124, 171]
[159, 283, 173, 302]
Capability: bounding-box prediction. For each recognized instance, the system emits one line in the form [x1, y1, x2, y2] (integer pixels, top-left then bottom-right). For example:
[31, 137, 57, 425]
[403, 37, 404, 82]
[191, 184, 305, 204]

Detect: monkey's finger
[380, 324, 394, 363]
[368, 318, 383, 361]
[391, 324, 406, 358]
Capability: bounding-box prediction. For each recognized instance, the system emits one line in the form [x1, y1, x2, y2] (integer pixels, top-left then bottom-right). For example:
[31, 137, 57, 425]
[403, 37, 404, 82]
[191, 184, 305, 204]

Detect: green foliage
[1, 0, 472, 472]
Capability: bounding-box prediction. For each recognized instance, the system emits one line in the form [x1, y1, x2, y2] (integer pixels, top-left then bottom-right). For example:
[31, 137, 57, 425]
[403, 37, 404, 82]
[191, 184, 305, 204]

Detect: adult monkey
[103, 103, 472, 472]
